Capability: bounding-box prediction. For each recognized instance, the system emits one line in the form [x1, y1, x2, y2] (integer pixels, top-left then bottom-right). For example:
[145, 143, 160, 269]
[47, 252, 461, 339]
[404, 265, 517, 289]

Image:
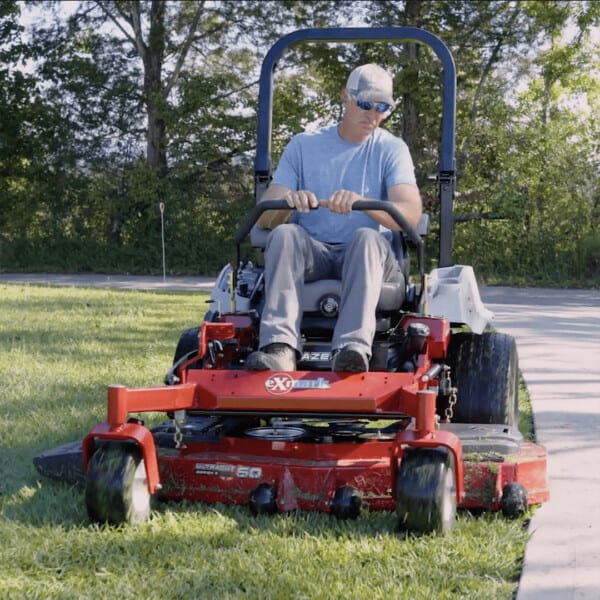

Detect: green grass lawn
[0, 284, 532, 599]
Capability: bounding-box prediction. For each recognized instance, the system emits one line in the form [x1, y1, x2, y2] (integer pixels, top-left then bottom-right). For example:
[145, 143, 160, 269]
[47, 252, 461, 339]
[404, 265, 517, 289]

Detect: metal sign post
[159, 202, 166, 282]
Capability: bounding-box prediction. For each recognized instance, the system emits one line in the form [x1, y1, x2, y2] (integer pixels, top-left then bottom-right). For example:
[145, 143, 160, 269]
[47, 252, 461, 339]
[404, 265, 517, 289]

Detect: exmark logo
[264, 373, 331, 395]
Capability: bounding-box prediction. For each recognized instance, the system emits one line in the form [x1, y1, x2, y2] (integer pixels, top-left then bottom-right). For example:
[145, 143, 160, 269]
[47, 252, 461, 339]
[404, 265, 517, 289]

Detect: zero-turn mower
[35, 27, 548, 534]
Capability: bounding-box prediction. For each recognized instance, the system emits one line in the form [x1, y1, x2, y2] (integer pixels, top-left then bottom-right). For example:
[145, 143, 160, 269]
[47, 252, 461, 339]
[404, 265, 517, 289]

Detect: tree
[3, 0, 598, 281]
[92, 1, 202, 172]
[0, 0, 73, 242]
[444, 0, 600, 280]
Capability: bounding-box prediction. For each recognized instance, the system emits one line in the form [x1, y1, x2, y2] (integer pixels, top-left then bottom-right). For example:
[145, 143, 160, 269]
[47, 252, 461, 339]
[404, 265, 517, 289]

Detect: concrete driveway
[481, 286, 600, 600]
[0, 272, 215, 292]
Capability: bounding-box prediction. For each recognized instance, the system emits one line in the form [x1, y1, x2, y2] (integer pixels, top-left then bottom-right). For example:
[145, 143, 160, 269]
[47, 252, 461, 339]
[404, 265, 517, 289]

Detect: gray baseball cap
[346, 64, 395, 107]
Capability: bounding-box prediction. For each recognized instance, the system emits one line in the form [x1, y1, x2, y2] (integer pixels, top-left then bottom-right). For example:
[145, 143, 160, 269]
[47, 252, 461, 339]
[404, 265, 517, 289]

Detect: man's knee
[266, 223, 304, 253]
[345, 227, 400, 280]
[348, 227, 388, 254]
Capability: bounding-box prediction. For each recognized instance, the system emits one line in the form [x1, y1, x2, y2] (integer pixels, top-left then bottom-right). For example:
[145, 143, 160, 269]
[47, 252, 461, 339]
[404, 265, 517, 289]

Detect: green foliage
[0, 284, 531, 599]
[0, 1, 598, 283]
[578, 231, 600, 279]
[452, 2, 599, 285]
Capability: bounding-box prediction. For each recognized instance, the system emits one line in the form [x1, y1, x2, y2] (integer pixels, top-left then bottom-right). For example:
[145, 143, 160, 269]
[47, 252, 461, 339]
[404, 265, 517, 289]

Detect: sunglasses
[351, 95, 392, 113]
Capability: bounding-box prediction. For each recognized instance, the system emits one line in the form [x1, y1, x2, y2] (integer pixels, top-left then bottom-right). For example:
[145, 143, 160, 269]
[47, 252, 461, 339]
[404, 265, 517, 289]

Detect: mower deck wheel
[85, 442, 152, 525]
[396, 447, 457, 534]
[501, 482, 529, 519]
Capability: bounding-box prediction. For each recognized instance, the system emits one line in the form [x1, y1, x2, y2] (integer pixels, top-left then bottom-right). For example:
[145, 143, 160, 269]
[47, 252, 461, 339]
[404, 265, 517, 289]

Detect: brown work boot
[332, 345, 369, 373]
[245, 343, 297, 371]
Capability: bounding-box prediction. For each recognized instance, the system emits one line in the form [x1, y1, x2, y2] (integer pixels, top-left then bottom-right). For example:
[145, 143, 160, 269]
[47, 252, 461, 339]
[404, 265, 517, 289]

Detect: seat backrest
[250, 224, 270, 248]
[301, 278, 405, 313]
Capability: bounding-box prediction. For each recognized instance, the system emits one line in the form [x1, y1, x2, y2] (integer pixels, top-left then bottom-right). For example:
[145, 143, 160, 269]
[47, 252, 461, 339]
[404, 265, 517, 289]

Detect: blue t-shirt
[272, 124, 417, 244]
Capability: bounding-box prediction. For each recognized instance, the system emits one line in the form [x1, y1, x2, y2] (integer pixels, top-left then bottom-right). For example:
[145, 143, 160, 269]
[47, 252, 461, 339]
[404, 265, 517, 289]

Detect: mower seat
[300, 277, 405, 312]
[299, 277, 404, 335]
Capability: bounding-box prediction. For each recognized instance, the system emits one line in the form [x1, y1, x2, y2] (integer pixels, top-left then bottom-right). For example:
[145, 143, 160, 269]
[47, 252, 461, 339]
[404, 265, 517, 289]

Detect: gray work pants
[258, 224, 404, 357]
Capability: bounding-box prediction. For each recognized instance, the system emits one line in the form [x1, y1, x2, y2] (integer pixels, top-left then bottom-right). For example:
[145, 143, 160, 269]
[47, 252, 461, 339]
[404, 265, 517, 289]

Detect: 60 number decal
[236, 466, 262, 479]
[195, 462, 262, 479]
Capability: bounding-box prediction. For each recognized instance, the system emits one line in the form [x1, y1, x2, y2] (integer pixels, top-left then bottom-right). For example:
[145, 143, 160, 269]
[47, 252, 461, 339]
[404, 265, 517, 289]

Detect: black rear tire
[173, 327, 201, 365]
[440, 332, 518, 427]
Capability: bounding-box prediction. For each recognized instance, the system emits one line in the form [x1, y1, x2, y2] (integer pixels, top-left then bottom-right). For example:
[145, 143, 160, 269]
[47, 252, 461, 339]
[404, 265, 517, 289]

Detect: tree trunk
[145, 74, 167, 172]
[143, 0, 167, 173]
[107, 214, 122, 246]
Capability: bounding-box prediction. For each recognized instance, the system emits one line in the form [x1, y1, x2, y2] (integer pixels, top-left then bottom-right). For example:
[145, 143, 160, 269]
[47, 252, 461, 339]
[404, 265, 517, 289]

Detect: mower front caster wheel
[396, 447, 457, 534]
[85, 442, 152, 525]
[501, 482, 528, 519]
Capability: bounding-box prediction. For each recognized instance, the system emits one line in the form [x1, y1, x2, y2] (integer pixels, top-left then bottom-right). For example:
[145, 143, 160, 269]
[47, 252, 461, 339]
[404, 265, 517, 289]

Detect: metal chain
[444, 386, 458, 423]
[441, 367, 458, 423]
[173, 410, 185, 449]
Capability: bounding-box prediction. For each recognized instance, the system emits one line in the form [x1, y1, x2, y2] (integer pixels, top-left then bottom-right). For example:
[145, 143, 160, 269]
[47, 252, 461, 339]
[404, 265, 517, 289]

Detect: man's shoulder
[292, 124, 337, 142]
[373, 129, 412, 163]
[375, 127, 408, 147]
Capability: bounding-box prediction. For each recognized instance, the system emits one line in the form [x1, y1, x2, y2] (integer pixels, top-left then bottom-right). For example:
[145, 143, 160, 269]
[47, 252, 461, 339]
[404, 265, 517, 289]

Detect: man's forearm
[256, 208, 292, 229]
[364, 195, 422, 231]
[256, 183, 293, 229]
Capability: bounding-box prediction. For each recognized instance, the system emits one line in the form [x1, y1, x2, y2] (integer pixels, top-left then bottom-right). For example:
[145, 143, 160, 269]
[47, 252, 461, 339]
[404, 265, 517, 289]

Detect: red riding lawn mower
[35, 27, 549, 534]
